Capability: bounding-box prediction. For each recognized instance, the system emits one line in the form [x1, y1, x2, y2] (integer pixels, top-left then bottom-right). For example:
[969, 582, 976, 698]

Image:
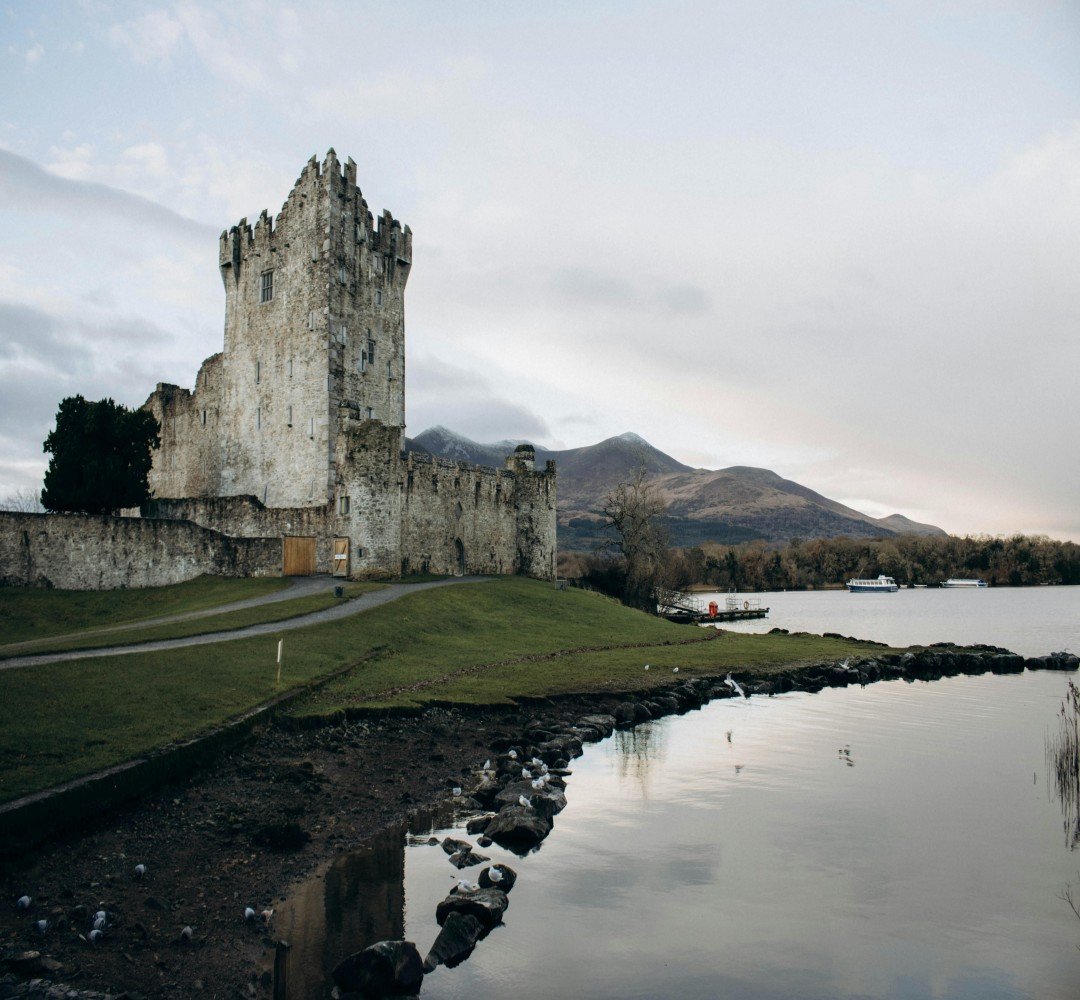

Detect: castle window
[372, 254, 382, 274]
[288, 359, 293, 378]
[339, 495, 350, 515]
[260, 270, 273, 303]
[201, 409, 207, 426]
[256, 407, 261, 430]
[432, 475, 438, 492]
[338, 263, 347, 285]
[387, 360, 393, 380]
[367, 340, 375, 365]
[286, 405, 293, 427]
[366, 406, 374, 420]
[407, 472, 414, 492]
[475, 481, 481, 504]
[256, 360, 261, 384]
[375, 289, 383, 307]
[357, 354, 366, 374]
[308, 417, 315, 437]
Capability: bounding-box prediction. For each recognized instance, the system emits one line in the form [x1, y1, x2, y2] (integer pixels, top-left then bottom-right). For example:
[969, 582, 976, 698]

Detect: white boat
[942, 578, 988, 588]
[846, 575, 898, 593]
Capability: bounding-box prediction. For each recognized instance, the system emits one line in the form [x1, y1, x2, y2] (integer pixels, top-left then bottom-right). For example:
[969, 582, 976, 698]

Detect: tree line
[559, 463, 1080, 601]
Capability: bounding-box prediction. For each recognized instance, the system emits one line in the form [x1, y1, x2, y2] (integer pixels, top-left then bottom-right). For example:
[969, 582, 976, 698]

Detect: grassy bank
[0, 582, 381, 658]
[0, 575, 290, 645]
[0, 578, 891, 803]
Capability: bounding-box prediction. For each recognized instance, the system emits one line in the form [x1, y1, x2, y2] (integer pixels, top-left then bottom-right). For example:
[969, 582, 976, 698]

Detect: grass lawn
[0, 582, 382, 658]
[0, 578, 893, 803]
[0, 575, 290, 645]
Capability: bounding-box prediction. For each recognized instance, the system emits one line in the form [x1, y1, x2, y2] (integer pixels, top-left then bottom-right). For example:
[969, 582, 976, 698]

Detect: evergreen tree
[41, 396, 161, 515]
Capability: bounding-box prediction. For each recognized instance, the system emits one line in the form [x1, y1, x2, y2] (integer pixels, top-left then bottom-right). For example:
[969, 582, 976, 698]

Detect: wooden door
[332, 537, 350, 578]
[283, 536, 317, 576]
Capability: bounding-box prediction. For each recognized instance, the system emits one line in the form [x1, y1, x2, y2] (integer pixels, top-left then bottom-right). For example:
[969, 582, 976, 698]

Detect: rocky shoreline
[2, 645, 1077, 999]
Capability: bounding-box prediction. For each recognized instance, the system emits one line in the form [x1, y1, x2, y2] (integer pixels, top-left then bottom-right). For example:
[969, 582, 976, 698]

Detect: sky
[1, 1, 1078, 539]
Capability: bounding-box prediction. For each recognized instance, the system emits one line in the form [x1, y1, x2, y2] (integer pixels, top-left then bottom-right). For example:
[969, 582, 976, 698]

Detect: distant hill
[406, 427, 946, 550]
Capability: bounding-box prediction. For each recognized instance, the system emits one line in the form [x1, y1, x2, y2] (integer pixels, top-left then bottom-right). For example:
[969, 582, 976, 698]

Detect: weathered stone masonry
[142, 150, 556, 580]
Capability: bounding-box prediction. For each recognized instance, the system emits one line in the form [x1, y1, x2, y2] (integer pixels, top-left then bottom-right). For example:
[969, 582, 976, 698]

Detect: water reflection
[612, 722, 666, 796]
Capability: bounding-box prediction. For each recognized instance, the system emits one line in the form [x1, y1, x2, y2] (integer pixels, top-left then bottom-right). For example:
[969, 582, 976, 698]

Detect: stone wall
[0, 512, 281, 590]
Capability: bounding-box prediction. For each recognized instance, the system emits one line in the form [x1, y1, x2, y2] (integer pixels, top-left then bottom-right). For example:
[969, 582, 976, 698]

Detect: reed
[1047, 678, 1080, 849]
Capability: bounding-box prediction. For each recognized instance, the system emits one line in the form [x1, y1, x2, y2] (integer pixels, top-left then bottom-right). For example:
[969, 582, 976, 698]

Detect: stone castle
[140, 149, 556, 580]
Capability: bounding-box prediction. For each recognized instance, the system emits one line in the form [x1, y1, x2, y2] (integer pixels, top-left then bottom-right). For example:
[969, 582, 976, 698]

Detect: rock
[484, 804, 553, 851]
[332, 939, 424, 997]
[423, 912, 485, 972]
[471, 775, 502, 807]
[252, 822, 310, 852]
[465, 813, 496, 835]
[441, 837, 472, 856]
[435, 887, 508, 931]
[477, 836, 493, 848]
[493, 780, 567, 820]
[576, 714, 617, 739]
[448, 850, 489, 869]
[478, 864, 518, 893]
[612, 702, 638, 727]
[3, 951, 64, 976]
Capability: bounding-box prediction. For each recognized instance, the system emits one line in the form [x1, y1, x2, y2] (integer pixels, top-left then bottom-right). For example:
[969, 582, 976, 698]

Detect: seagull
[93, 915, 107, 930]
[88, 929, 103, 943]
[35, 919, 49, 933]
[672, 666, 680, 673]
[483, 759, 492, 771]
[531, 778, 544, 790]
[724, 673, 745, 698]
[244, 907, 256, 922]
[180, 925, 193, 942]
[16, 895, 31, 910]
[452, 786, 462, 797]
[540, 763, 549, 774]
[522, 768, 532, 779]
[94, 910, 107, 922]
[530, 757, 543, 768]
[488, 866, 505, 884]
[452, 877, 479, 893]
[134, 864, 146, 878]
[644, 664, 650, 671]
[508, 750, 518, 760]
[839, 658, 850, 670]
[518, 794, 532, 809]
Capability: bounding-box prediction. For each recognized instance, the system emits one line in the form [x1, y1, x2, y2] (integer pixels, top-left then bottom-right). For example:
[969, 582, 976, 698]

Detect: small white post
[276, 638, 283, 685]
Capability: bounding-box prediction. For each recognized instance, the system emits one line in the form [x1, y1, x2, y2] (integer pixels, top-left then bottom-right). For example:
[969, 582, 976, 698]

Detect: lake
[697, 584, 1080, 658]
[273, 588, 1080, 998]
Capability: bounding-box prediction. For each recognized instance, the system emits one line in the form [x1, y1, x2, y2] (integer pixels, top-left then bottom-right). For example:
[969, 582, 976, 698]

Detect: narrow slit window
[256, 407, 261, 430]
[339, 495, 350, 515]
[387, 360, 392, 380]
[308, 417, 314, 437]
[366, 406, 374, 420]
[367, 340, 375, 365]
[260, 270, 273, 303]
[287, 358, 293, 378]
[201, 409, 207, 426]
[375, 289, 383, 307]
[255, 360, 261, 384]
[286, 405, 293, 426]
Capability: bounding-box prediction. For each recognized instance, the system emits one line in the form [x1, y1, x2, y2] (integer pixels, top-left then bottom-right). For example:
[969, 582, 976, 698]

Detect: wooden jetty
[656, 589, 769, 625]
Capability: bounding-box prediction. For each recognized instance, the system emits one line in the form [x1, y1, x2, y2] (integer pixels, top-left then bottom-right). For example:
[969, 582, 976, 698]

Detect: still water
[700, 585, 1080, 658]
[275, 668, 1080, 999]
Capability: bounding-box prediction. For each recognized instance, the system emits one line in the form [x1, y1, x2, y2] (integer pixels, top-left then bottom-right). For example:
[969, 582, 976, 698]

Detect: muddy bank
[1, 645, 1074, 998]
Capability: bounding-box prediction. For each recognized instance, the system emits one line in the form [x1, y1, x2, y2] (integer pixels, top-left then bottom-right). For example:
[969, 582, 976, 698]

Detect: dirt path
[0, 576, 491, 671]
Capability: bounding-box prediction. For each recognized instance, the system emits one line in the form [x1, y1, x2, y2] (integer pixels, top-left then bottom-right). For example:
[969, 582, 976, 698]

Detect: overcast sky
[1, 1, 1078, 539]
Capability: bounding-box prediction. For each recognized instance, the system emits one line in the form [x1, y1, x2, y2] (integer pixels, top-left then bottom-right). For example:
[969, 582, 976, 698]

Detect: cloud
[24, 43, 43, 65]
[0, 148, 215, 241]
[108, 9, 183, 64]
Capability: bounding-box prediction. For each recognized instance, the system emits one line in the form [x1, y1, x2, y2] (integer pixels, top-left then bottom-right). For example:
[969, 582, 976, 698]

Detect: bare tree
[1, 486, 44, 513]
[601, 460, 670, 604]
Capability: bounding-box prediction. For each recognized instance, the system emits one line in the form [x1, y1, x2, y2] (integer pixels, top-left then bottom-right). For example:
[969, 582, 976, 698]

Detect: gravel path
[0, 576, 491, 671]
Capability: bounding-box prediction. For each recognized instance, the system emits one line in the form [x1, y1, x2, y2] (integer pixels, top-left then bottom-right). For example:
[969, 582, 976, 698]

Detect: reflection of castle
[275, 823, 406, 997]
[142, 150, 556, 580]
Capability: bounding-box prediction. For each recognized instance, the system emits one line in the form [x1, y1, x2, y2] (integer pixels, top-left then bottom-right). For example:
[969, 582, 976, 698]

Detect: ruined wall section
[400, 452, 537, 577]
[0, 512, 280, 590]
[507, 451, 558, 580]
[144, 353, 224, 499]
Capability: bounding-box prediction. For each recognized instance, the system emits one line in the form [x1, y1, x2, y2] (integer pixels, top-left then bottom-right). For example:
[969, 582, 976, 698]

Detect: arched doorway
[454, 538, 465, 576]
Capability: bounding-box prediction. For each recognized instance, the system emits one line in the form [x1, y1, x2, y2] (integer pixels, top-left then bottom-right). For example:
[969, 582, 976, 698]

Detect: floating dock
[656, 589, 769, 625]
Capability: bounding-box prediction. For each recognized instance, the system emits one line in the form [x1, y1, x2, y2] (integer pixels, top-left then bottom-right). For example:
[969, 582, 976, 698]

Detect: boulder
[448, 850, 489, 869]
[478, 864, 518, 893]
[484, 804, 553, 851]
[612, 702, 638, 727]
[441, 837, 472, 856]
[466, 813, 496, 835]
[435, 887, 508, 931]
[494, 780, 567, 820]
[423, 911, 485, 971]
[576, 714, 616, 739]
[471, 775, 502, 807]
[332, 939, 424, 997]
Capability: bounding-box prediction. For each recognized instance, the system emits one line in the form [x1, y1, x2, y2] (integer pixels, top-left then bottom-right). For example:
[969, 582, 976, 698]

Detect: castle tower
[214, 150, 412, 507]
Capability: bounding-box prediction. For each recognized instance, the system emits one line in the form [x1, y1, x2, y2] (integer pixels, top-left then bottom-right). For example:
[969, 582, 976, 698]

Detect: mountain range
[406, 426, 945, 550]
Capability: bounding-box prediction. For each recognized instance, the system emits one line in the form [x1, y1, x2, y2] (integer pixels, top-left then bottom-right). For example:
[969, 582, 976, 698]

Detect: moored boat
[942, 578, 988, 588]
[846, 575, 898, 593]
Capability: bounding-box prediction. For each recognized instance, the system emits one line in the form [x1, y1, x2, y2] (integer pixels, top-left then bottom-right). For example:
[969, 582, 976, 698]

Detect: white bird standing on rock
[488, 866, 505, 884]
[453, 878, 480, 893]
[644, 664, 650, 671]
[134, 864, 146, 878]
[93, 915, 106, 931]
[16, 895, 30, 910]
[452, 787, 462, 797]
[673, 666, 680, 673]
[724, 673, 746, 698]
[508, 750, 518, 759]
[180, 925, 193, 942]
[88, 929, 103, 943]
[531, 757, 543, 768]
[521, 768, 532, 779]
[35, 919, 48, 934]
[483, 759, 492, 771]
[244, 907, 256, 922]
[518, 794, 533, 809]
[531, 778, 544, 791]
